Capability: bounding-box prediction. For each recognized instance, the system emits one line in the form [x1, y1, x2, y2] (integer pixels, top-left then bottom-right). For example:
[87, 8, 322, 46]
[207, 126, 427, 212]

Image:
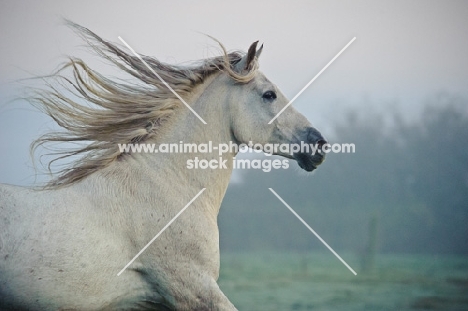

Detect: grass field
[218, 252, 468, 311]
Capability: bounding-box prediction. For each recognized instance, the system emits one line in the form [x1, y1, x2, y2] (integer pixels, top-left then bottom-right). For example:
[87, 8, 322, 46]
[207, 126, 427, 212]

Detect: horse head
[225, 41, 327, 172]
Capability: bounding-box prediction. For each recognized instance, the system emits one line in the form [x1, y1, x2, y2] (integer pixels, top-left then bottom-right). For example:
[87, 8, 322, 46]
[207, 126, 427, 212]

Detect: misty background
[1, 0, 467, 260]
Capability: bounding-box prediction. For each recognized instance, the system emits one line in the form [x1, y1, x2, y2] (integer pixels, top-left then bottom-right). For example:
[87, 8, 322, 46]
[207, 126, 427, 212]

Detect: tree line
[218, 94, 468, 255]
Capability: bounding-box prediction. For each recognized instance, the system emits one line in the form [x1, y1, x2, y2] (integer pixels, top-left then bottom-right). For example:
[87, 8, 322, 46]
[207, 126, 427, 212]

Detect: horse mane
[30, 21, 259, 189]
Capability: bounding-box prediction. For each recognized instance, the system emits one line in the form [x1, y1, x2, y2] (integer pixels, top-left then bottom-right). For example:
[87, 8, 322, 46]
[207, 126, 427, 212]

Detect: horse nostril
[317, 139, 327, 149]
[307, 127, 327, 151]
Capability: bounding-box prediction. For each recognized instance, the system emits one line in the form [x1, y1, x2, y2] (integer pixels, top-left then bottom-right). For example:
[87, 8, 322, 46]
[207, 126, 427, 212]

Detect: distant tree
[398, 95, 468, 253]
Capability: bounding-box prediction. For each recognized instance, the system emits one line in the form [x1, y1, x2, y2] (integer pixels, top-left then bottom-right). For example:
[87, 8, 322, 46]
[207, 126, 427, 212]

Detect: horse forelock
[30, 22, 259, 189]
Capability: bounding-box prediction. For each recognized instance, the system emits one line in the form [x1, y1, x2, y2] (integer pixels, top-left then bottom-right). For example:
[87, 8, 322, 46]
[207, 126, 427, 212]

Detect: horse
[0, 23, 327, 310]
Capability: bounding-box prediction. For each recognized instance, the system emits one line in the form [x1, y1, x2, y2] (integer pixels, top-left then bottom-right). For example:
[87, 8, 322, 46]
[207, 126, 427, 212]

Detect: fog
[1, 1, 467, 256]
[220, 95, 468, 255]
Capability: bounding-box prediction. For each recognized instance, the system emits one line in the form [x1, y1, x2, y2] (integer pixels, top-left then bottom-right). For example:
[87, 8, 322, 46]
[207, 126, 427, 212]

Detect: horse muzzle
[293, 127, 327, 172]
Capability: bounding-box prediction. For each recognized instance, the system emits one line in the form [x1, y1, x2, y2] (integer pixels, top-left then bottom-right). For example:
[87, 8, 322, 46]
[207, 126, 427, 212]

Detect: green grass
[218, 252, 468, 311]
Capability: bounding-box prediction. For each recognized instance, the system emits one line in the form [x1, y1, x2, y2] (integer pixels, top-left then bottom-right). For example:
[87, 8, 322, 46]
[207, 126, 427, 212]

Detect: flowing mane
[30, 22, 259, 189]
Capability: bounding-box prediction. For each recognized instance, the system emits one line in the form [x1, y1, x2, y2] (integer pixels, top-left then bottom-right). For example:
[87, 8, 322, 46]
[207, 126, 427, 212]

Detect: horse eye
[262, 91, 277, 101]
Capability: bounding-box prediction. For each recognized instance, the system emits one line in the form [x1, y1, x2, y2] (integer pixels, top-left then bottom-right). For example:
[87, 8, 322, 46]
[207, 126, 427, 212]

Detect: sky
[1, 0, 468, 185]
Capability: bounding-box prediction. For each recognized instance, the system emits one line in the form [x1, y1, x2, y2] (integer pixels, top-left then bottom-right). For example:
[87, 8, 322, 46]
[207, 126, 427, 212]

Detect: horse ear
[244, 41, 259, 70]
[256, 43, 263, 59]
[235, 41, 262, 72]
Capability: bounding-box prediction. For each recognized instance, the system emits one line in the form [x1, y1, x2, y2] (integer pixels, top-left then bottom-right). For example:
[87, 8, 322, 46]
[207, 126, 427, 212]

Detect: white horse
[0, 23, 326, 310]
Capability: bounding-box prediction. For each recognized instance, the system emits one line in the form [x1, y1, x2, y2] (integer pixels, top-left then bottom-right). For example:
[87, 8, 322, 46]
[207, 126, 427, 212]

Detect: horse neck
[101, 73, 235, 216]
[162, 74, 234, 191]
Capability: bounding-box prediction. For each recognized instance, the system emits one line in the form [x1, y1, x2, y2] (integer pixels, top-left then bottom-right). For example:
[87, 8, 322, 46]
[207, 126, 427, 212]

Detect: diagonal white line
[117, 188, 206, 276]
[118, 36, 207, 125]
[268, 37, 356, 124]
[268, 188, 357, 275]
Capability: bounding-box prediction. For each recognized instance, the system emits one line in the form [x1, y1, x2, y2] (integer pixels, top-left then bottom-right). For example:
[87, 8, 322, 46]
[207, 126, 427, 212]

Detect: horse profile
[0, 23, 326, 310]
